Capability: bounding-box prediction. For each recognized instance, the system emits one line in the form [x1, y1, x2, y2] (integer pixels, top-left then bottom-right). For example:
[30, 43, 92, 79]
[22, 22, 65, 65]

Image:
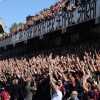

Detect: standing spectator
[24, 78, 36, 100]
[0, 87, 10, 100]
[67, 91, 79, 100]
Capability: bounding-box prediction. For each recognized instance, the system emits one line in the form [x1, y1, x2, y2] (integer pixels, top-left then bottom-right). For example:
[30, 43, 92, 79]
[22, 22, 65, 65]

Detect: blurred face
[71, 91, 78, 99]
[13, 79, 18, 84]
[69, 75, 75, 82]
[58, 80, 62, 86]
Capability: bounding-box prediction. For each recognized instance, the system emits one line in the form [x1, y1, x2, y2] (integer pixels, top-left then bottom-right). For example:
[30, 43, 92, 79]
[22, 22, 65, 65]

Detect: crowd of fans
[0, 43, 99, 100]
[26, 0, 80, 27]
[0, 0, 99, 100]
[14, 0, 81, 34]
[0, 0, 82, 41]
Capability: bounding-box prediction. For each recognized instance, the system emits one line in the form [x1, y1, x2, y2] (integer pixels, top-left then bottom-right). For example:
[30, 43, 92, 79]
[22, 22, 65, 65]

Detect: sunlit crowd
[0, 43, 99, 100]
[0, 0, 82, 41]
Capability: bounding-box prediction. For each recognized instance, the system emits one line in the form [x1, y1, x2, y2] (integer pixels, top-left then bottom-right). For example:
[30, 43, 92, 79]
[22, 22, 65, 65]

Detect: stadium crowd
[0, 0, 99, 100]
[12, 0, 80, 34]
[0, 43, 99, 100]
[26, 0, 79, 26]
[0, 0, 81, 40]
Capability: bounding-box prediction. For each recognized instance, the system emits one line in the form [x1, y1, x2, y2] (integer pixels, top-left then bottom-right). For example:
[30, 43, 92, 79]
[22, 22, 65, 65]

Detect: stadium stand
[0, 0, 100, 100]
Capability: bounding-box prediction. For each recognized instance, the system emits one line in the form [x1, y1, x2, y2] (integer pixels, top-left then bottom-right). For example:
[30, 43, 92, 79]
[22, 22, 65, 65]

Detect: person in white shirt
[50, 79, 63, 100]
[51, 85, 63, 100]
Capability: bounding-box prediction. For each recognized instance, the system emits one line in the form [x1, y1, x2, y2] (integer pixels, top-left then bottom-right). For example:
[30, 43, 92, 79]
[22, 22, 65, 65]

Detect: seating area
[0, 0, 81, 41]
[0, 43, 100, 100]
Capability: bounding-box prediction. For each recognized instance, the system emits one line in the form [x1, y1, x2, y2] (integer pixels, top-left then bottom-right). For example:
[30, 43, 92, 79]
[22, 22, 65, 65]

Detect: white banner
[0, 0, 97, 47]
